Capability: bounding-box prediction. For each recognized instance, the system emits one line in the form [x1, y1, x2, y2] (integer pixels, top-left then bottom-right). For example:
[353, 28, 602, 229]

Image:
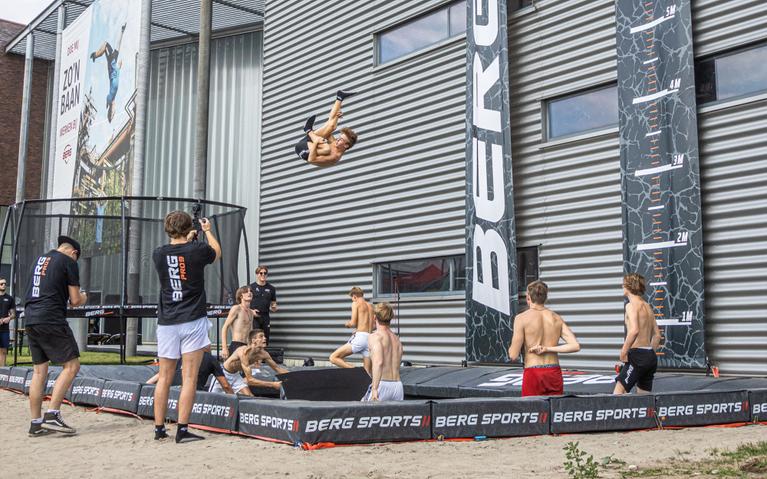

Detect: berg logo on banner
[305, 415, 430, 432]
[100, 388, 135, 402]
[553, 407, 654, 423]
[192, 403, 233, 418]
[468, 0, 512, 315]
[435, 411, 545, 428]
[477, 372, 615, 388]
[658, 401, 747, 418]
[71, 385, 101, 396]
[63, 144, 73, 163]
[239, 413, 299, 432]
[753, 402, 767, 416]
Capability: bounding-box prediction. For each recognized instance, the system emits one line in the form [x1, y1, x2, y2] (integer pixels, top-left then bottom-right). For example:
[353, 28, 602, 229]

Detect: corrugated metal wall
[259, 0, 467, 364]
[141, 30, 263, 341]
[508, 0, 625, 369]
[506, 0, 767, 374]
[693, 0, 767, 375]
[144, 30, 263, 275]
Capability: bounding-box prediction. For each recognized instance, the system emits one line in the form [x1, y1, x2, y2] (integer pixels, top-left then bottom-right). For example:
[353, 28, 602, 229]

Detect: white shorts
[361, 380, 404, 402]
[156, 316, 211, 360]
[348, 332, 370, 357]
[209, 366, 249, 394]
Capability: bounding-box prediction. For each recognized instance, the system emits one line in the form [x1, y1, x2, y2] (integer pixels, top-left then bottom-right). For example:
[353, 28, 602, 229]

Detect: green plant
[563, 441, 600, 479]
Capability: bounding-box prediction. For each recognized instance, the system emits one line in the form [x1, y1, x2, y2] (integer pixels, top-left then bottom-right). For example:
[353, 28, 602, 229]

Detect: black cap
[57, 235, 81, 259]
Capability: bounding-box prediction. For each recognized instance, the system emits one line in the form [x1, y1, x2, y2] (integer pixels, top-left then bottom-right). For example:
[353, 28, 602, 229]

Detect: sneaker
[41, 411, 77, 434]
[303, 114, 316, 133]
[29, 422, 55, 438]
[336, 90, 357, 101]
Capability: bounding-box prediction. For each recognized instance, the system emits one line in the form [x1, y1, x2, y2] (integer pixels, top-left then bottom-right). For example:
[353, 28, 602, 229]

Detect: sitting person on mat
[147, 346, 234, 394]
[211, 329, 287, 395]
[614, 273, 661, 395]
[362, 302, 404, 402]
[220, 285, 255, 359]
[508, 280, 580, 397]
[294, 90, 358, 167]
[329, 287, 374, 374]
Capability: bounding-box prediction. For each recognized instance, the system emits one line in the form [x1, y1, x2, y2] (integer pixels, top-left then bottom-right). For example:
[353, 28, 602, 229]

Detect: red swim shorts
[522, 365, 564, 397]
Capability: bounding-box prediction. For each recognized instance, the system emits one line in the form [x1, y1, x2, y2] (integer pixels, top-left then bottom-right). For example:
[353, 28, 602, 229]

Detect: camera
[191, 203, 203, 240]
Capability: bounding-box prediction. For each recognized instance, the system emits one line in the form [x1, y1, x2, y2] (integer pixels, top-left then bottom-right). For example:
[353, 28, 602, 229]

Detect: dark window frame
[543, 83, 619, 141]
[695, 42, 767, 106]
[373, 255, 465, 298]
[374, 0, 467, 66]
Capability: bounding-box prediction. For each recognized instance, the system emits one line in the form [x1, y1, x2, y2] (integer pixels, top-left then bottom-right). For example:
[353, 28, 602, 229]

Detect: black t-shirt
[153, 241, 216, 326]
[23, 250, 80, 326]
[249, 281, 277, 323]
[171, 351, 225, 390]
[0, 293, 13, 332]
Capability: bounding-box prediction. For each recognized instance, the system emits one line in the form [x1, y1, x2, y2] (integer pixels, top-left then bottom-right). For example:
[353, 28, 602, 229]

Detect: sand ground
[3, 391, 766, 478]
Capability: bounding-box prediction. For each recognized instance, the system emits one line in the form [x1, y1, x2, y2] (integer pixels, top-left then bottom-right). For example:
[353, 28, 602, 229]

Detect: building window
[517, 245, 539, 294]
[696, 43, 767, 104]
[376, 1, 466, 65]
[374, 247, 538, 298]
[509, 0, 534, 11]
[375, 256, 465, 296]
[545, 85, 618, 139]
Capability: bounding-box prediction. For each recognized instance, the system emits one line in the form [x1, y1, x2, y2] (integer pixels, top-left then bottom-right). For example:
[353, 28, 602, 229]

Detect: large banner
[465, 0, 518, 363]
[51, 0, 140, 254]
[615, 0, 706, 368]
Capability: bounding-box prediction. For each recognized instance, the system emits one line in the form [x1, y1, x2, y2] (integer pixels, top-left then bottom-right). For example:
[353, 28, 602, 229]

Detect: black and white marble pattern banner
[465, 0, 518, 363]
[615, 0, 706, 368]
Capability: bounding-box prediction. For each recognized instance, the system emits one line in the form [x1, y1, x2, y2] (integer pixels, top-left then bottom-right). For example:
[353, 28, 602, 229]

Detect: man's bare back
[352, 299, 374, 333]
[514, 308, 571, 367]
[625, 301, 657, 349]
[369, 328, 402, 382]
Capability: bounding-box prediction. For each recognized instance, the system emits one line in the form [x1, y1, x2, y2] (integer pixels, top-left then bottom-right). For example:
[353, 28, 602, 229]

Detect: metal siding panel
[693, 0, 767, 375]
[259, 0, 466, 364]
[509, 0, 625, 369]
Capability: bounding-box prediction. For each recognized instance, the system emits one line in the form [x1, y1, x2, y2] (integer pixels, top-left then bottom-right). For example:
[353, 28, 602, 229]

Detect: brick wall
[0, 19, 50, 205]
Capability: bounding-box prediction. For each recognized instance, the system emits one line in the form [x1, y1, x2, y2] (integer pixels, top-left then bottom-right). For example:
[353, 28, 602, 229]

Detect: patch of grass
[564, 441, 600, 479]
[10, 346, 151, 365]
[622, 440, 767, 479]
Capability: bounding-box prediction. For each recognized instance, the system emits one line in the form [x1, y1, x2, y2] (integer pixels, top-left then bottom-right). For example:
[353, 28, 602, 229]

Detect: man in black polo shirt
[152, 211, 221, 444]
[25, 236, 87, 437]
[249, 265, 277, 342]
[0, 277, 14, 367]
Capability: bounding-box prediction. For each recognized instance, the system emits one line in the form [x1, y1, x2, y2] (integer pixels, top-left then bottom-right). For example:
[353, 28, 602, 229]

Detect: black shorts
[616, 348, 657, 392]
[25, 324, 80, 365]
[295, 134, 311, 161]
[228, 341, 246, 355]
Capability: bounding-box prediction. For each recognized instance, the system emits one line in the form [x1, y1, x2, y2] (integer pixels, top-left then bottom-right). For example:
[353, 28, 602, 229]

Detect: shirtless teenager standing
[329, 287, 374, 374]
[211, 329, 288, 395]
[508, 281, 580, 397]
[220, 286, 254, 359]
[362, 302, 403, 401]
[614, 273, 662, 394]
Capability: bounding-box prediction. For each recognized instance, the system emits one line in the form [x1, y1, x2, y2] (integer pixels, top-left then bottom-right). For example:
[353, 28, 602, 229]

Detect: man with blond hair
[295, 90, 358, 167]
[614, 273, 661, 395]
[212, 329, 288, 395]
[329, 286, 374, 373]
[508, 280, 580, 397]
[362, 302, 403, 401]
[221, 285, 254, 359]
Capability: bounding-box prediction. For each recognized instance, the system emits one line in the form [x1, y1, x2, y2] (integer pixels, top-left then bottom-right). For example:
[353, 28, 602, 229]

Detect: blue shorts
[0, 330, 10, 349]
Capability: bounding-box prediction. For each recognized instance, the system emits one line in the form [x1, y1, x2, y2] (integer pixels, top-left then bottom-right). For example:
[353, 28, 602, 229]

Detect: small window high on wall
[696, 43, 767, 104]
[545, 85, 618, 140]
[376, 1, 466, 65]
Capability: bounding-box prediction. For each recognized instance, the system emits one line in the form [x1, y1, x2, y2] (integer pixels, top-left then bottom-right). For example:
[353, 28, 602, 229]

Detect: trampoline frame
[0, 196, 252, 365]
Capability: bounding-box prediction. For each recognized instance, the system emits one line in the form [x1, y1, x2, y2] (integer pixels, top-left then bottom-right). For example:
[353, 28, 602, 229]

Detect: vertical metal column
[126, 0, 153, 358]
[16, 34, 35, 203]
[45, 5, 66, 198]
[193, 0, 212, 199]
